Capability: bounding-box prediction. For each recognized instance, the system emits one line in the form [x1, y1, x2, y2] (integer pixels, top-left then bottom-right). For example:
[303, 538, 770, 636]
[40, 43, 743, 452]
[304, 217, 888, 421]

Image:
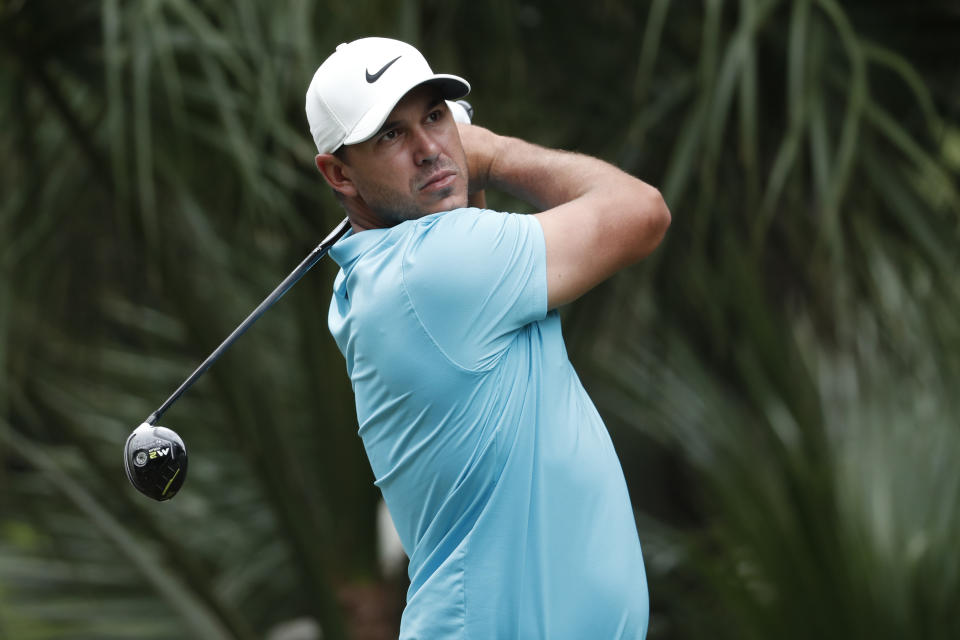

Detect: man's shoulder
[410, 207, 508, 237]
[399, 208, 514, 283]
[404, 208, 532, 255]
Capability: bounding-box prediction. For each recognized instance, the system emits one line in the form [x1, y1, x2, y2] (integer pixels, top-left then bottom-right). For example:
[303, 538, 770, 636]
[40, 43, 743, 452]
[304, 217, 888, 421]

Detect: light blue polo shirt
[328, 208, 648, 639]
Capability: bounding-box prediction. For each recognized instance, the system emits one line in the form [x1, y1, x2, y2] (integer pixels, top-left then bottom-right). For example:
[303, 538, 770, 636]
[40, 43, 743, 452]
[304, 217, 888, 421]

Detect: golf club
[124, 99, 476, 501]
[123, 217, 350, 500]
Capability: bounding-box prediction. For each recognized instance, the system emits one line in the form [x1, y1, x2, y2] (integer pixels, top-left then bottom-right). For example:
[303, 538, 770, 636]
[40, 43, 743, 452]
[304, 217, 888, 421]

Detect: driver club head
[124, 423, 188, 501]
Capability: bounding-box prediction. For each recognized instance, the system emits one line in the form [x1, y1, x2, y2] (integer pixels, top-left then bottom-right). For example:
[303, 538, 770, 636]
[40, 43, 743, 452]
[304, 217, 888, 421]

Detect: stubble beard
[364, 187, 429, 227]
[361, 158, 467, 228]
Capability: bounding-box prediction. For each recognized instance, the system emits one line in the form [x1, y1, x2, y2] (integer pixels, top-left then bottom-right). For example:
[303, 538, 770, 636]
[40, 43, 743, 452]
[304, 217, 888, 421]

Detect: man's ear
[315, 153, 358, 198]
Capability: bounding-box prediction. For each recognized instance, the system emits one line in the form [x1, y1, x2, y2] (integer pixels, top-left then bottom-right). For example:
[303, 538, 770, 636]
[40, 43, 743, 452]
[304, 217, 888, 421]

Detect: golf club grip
[147, 217, 351, 425]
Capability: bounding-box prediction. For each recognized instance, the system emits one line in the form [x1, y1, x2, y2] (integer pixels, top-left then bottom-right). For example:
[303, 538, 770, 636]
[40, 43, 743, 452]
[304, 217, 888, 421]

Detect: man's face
[337, 85, 469, 226]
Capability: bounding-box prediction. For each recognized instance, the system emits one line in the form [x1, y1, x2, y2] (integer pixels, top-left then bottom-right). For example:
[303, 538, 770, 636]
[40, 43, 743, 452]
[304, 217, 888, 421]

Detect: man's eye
[381, 129, 398, 141]
[427, 110, 441, 122]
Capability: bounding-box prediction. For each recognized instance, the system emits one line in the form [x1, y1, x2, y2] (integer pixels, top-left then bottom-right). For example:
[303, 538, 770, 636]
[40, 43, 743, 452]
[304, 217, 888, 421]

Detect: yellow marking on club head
[162, 468, 181, 496]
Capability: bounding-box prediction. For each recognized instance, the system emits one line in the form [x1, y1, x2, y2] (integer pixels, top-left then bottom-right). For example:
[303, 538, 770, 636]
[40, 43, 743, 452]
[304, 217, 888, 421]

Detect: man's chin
[368, 191, 468, 227]
[421, 190, 468, 215]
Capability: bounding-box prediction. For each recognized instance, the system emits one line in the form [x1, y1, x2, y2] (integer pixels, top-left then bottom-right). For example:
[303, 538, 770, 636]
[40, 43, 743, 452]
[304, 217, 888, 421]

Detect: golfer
[306, 37, 670, 639]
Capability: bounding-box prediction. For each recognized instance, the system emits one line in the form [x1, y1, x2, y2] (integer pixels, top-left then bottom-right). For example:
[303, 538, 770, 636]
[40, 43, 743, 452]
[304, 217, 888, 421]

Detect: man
[305, 37, 670, 639]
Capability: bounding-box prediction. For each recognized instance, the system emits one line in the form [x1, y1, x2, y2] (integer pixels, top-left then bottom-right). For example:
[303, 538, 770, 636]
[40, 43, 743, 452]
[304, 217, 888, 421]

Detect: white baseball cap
[305, 37, 470, 154]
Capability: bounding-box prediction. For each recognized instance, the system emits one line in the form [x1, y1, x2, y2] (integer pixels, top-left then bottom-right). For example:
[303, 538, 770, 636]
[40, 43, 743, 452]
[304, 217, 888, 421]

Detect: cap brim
[343, 74, 470, 146]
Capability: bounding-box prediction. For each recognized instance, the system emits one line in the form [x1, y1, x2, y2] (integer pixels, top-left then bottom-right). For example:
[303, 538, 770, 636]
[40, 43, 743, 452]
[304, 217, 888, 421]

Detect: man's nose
[412, 127, 441, 165]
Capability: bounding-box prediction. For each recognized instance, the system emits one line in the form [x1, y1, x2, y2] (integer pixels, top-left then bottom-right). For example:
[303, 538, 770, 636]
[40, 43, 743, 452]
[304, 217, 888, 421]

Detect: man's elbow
[649, 187, 671, 239]
[629, 186, 670, 261]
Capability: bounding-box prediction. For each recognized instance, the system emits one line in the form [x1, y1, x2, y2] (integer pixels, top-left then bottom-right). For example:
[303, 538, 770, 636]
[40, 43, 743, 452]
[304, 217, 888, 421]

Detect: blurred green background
[2, 0, 958, 638]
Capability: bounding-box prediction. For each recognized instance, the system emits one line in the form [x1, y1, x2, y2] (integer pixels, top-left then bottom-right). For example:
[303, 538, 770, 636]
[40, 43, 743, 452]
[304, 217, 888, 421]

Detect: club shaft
[147, 217, 351, 425]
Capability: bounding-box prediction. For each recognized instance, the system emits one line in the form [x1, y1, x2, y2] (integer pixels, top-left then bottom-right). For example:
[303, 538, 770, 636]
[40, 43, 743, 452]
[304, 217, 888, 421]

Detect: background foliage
[1, 0, 958, 638]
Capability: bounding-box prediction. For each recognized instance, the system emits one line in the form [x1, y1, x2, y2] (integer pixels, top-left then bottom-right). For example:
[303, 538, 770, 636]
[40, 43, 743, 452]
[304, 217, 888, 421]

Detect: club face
[124, 423, 188, 501]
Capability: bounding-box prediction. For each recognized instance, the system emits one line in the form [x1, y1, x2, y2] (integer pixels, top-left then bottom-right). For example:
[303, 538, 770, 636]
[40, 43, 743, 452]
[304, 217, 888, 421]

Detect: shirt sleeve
[401, 209, 548, 372]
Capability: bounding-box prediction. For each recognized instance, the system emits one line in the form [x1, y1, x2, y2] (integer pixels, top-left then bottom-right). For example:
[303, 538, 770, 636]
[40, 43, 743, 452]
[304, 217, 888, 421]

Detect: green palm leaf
[2, 1, 958, 638]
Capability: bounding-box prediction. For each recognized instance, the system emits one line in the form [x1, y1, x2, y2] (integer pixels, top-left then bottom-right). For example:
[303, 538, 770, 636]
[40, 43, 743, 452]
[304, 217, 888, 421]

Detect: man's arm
[459, 123, 670, 309]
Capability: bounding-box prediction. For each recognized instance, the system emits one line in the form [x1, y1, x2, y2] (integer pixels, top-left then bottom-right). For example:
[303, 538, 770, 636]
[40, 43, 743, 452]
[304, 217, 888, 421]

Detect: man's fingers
[448, 100, 473, 124]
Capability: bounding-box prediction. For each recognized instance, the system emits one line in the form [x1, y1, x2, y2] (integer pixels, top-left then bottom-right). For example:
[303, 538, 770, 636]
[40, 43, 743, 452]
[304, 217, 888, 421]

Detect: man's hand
[451, 109, 488, 208]
[456, 122, 671, 309]
[456, 123, 502, 195]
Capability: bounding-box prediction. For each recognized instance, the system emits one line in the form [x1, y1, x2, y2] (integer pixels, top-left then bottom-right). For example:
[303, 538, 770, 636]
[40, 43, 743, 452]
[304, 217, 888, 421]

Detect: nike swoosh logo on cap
[366, 56, 401, 83]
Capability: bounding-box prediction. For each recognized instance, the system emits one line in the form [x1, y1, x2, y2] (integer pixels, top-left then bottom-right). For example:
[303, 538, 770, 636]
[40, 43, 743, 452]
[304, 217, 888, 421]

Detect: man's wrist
[457, 123, 503, 192]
